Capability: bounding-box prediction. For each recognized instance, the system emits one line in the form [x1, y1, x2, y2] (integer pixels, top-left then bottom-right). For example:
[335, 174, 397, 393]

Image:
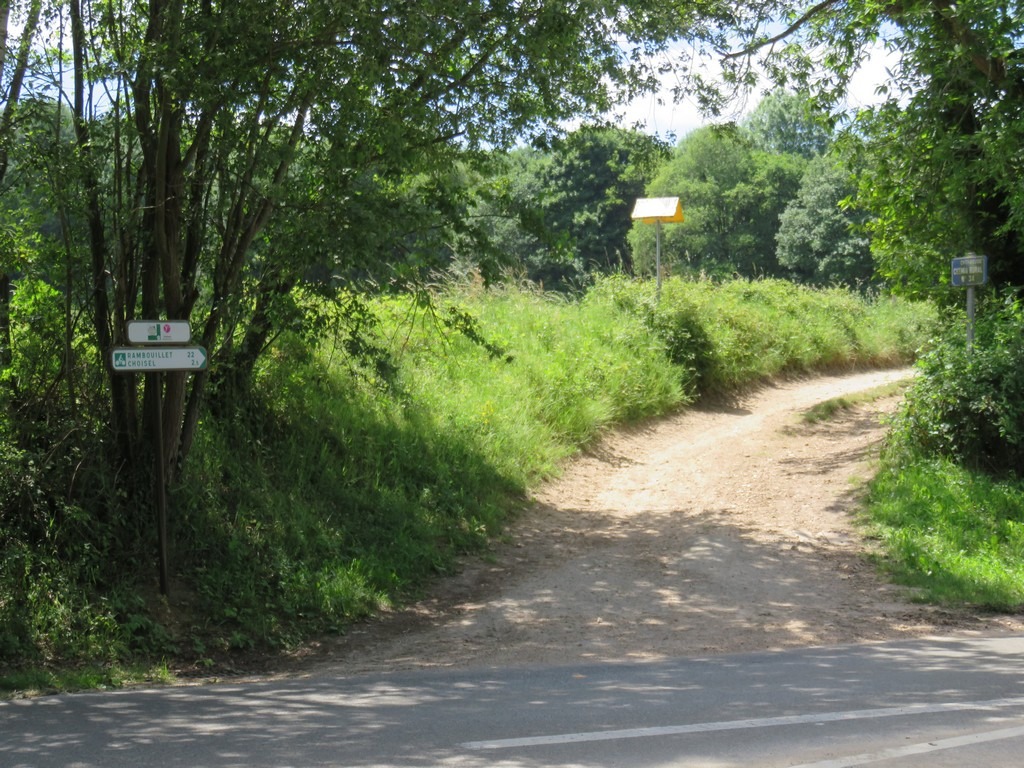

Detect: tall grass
[377, 284, 693, 466]
[1, 276, 936, 675]
[589, 276, 932, 394]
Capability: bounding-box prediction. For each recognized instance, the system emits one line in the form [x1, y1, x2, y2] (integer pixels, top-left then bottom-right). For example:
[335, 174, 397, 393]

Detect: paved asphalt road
[4, 634, 1024, 767]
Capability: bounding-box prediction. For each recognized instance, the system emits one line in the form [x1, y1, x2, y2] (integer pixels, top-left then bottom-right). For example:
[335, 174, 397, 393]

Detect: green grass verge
[801, 381, 911, 424]
[1, 663, 173, 700]
[866, 457, 1024, 610]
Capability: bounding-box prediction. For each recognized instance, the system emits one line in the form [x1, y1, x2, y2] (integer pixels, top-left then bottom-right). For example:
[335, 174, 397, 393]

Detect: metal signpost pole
[631, 197, 683, 304]
[152, 373, 169, 596]
[950, 253, 988, 356]
[655, 220, 663, 301]
[966, 285, 976, 355]
[111, 321, 206, 596]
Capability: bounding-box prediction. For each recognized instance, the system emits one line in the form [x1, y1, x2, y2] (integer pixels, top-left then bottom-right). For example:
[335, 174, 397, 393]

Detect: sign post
[631, 197, 684, 300]
[110, 321, 206, 596]
[951, 253, 988, 354]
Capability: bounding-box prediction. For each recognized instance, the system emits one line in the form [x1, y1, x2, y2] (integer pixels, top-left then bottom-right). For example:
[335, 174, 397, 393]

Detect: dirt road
[307, 368, 1023, 674]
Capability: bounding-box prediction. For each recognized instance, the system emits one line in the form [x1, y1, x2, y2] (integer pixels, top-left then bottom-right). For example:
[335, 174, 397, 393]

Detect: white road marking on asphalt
[460, 696, 1024, 750]
[788, 723, 1024, 767]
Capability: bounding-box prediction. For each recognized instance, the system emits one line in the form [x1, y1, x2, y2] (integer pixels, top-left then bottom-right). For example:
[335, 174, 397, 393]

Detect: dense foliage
[477, 92, 868, 290]
[628, 125, 807, 279]
[776, 155, 874, 286]
[888, 297, 1024, 476]
[867, 296, 1024, 610]
[694, 0, 1024, 297]
[473, 127, 668, 290]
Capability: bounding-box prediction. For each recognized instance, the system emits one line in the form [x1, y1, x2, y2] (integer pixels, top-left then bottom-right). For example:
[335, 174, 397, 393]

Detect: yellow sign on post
[631, 197, 684, 298]
[631, 197, 684, 224]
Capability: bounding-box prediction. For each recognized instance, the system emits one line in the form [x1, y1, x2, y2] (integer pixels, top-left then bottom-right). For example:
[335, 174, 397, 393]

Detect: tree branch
[723, 0, 842, 60]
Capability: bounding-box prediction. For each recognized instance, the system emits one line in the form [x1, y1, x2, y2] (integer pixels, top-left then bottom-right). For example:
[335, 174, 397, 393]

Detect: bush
[889, 297, 1024, 475]
[589, 275, 710, 393]
[589, 275, 933, 397]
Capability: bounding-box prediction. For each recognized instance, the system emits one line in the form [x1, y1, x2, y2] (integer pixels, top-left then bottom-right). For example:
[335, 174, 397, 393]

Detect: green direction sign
[111, 346, 207, 372]
[127, 320, 191, 344]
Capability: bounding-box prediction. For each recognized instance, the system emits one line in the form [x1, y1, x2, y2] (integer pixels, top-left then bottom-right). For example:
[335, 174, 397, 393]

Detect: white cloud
[608, 42, 751, 142]
[844, 39, 902, 110]
[609, 39, 901, 142]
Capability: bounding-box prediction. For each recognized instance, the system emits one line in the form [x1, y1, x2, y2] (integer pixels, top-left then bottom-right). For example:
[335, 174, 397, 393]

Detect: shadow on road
[4, 635, 1024, 767]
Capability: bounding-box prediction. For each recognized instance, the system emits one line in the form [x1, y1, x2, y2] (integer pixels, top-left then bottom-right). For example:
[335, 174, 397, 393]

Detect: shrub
[888, 296, 1024, 475]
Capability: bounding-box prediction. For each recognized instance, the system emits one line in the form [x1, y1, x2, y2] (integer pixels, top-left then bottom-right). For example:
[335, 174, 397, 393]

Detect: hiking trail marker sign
[110, 320, 206, 597]
[126, 319, 192, 345]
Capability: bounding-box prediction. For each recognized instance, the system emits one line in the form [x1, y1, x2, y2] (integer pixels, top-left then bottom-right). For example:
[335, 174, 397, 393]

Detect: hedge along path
[307, 368, 1024, 674]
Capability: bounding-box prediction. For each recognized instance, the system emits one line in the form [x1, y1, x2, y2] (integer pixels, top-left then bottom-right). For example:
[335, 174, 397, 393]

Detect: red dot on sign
[163, 324, 171, 333]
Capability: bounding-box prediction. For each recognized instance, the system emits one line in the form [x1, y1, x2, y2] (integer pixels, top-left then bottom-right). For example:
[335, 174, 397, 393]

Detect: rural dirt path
[297, 368, 1024, 675]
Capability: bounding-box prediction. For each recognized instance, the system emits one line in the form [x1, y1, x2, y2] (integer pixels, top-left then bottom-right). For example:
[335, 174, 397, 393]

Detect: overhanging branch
[723, 0, 842, 60]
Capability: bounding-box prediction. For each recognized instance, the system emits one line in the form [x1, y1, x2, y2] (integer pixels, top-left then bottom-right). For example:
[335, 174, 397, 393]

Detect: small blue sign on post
[951, 253, 988, 287]
[951, 253, 988, 355]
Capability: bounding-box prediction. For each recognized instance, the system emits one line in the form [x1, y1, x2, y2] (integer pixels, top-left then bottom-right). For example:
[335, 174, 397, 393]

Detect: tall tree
[686, 0, 1024, 296]
[475, 146, 578, 288]
[52, 0, 701, 490]
[469, 127, 668, 291]
[742, 88, 832, 158]
[0, 0, 43, 370]
[543, 126, 668, 282]
[776, 154, 874, 286]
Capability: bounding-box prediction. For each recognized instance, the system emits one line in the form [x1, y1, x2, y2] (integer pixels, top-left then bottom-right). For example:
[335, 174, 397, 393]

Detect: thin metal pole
[655, 220, 663, 301]
[966, 285, 976, 356]
[152, 372, 169, 596]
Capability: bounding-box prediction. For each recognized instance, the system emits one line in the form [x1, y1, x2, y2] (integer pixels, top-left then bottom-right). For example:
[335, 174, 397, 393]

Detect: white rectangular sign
[631, 197, 684, 223]
[111, 346, 207, 372]
[127, 320, 192, 344]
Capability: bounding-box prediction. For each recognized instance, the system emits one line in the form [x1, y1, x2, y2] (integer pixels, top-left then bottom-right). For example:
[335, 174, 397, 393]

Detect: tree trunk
[213, 273, 298, 410]
[70, 0, 137, 465]
[0, 0, 42, 376]
[0, 272, 10, 370]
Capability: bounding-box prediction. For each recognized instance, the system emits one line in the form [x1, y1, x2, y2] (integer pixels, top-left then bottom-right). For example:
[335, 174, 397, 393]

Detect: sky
[611, 40, 901, 142]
